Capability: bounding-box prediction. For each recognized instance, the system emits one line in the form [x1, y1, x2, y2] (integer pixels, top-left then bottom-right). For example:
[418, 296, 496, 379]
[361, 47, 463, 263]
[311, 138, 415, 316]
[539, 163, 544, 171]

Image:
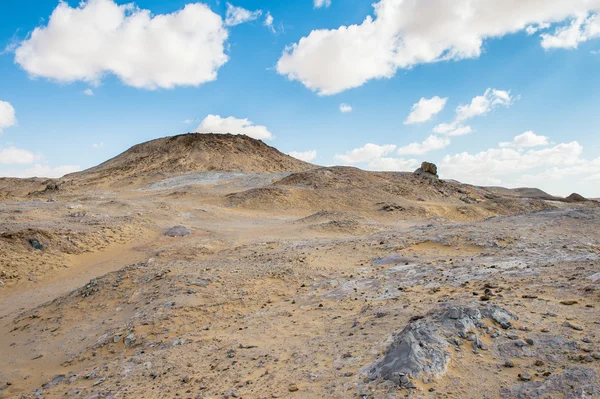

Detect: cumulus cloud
[276, 0, 600, 95]
[525, 22, 551, 35]
[339, 103, 352, 113]
[93, 142, 104, 148]
[455, 89, 513, 121]
[0, 146, 39, 164]
[83, 89, 94, 96]
[438, 133, 593, 193]
[404, 96, 447, 124]
[335, 143, 396, 164]
[432, 123, 473, 137]
[365, 157, 419, 172]
[433, 89, 513, 137]
[541, 13, 600, 49]
[314, 0, 332, 9]
[225, 3, 262, 26]
[14, 0, 229, 90]
[397, 135, 450, 155]
[0, 101, 17, 134]
[499, 131, 549, 148]
[194, 115, 274, 140]
[288, 149, 317, 162]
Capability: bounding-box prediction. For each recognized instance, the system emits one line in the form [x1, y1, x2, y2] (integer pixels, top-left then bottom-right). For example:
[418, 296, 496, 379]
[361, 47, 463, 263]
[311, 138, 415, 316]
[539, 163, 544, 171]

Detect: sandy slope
[1, 135, 599, 398]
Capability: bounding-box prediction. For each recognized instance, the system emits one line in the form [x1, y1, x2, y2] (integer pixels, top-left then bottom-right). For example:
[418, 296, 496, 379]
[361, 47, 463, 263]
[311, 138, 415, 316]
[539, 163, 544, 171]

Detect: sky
[0, 0, 599, 197]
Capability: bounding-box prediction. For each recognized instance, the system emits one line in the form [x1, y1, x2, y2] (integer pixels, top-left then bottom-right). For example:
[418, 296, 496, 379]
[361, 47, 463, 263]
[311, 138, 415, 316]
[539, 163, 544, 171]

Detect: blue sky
[1, 0, 599, 196]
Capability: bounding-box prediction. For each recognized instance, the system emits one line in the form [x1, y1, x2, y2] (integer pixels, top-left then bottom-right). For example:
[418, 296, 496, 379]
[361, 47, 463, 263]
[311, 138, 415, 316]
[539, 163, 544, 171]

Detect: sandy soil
[1, 161, 599, 398]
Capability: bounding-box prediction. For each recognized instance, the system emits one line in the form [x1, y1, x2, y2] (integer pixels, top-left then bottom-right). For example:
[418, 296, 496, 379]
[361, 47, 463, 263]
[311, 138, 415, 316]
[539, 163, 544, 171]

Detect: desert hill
[225, 166, 561, 220]
[66, 133, 316, 186]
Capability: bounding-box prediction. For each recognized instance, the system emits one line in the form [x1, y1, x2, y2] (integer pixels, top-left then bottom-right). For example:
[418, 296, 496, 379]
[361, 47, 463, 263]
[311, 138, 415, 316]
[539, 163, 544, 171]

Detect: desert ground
[1, 134, 599, 399]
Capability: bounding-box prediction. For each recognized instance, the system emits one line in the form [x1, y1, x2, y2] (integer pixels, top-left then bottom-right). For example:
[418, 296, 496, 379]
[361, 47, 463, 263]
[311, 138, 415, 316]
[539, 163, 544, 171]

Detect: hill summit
[68, 133, 315, 184]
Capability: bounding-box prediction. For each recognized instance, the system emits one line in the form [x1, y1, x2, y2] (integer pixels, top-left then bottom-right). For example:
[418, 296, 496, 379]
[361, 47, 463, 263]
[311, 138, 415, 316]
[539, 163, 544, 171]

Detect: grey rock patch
[365, 304, 517, 383]
[501, 367, 600, 399]
[165, 226, 191, 237]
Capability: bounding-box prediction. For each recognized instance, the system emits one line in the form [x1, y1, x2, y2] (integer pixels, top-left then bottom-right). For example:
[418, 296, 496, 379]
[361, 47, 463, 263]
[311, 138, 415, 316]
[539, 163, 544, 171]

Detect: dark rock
[165, 226, 191, 237]
[519, 373, 532, 381]
[560, 300, 578, 306]
[563, 321, 584, 331]
[502, 366, 600, 398]
[28, 239, 43, 250]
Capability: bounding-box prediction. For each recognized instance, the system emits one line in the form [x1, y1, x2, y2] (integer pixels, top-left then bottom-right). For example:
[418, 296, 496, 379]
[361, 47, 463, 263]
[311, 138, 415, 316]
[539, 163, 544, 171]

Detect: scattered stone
[563, 321, 584, 331]
[503, 366, 600, 398]
[560, 300, 579, 306]
[288, 384, 299, 392]
[165, 226, 191, 237]
[504, 360, 515, 368]
[28, 239, 43, 250]
[519, 372, 532, 381]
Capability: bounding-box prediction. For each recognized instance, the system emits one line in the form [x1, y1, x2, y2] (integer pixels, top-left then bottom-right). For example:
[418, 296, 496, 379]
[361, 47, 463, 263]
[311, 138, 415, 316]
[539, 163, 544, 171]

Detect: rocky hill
[66, 133, 316, 186]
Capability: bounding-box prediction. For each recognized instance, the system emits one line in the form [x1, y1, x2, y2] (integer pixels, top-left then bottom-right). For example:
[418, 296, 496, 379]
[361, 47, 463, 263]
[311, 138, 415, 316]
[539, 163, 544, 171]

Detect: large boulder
[414, 162, 438, 179]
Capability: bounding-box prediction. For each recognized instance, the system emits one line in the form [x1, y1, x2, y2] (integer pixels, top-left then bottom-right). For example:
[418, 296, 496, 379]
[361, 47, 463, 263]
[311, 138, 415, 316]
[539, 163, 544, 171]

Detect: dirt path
[0, 237, 155, 321]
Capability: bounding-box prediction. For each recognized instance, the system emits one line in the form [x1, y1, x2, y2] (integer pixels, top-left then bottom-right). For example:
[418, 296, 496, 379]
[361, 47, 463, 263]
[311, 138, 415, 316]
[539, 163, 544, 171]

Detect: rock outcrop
[365, 304, 517, 386]
[414, 161, 438, 179]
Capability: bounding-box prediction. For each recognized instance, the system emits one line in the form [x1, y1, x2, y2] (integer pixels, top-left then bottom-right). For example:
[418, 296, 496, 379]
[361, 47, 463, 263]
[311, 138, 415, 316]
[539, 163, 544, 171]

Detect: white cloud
[194, 115, 274, 140]
[83, 89, 94, 96]
[404, 96, 447, 124]
[455, 89, 513, 121]
[365, 157, 419, 172]
[525, 22, 550, 35]
[432, 123, 473, 136]
[288, 149, 317, 162]
[225, 3, 262, 27]
[0, 147, 39, 164]
[1, 164, 82, 178]
[335, 143, 396, 164]
[15, 0, 229, 90]
[541, 14, 600, 49]
[439, 133, 589, 192]
[339, 103, 353, 113]
[0, 101, 17, 133]
[276, 0, 600, 95]
[499, 131, 549, 148]
[433, 89, 513, 137]
[93, 142, 104, 148]
[314, 0, 332, 9]
[397, 135, 450, 155]
[264, 12, 275, 33]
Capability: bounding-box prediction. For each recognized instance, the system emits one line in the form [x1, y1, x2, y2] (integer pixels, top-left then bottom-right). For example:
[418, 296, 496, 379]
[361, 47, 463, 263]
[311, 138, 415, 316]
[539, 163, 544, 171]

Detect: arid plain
[1, 134, 599, 399]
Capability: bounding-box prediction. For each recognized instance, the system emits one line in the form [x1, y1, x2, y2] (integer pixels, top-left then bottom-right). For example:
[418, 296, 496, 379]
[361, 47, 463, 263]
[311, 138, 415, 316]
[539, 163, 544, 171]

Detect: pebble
[504, 360, 515, 368]
[519, 373, 532, 381]
[560, 300, 578, 306]
[563, 321, 584, 331]
[288, 384, 299, 392]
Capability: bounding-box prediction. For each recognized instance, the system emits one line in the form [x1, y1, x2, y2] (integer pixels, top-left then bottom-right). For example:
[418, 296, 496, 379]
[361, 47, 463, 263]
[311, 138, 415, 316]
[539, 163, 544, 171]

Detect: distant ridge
[67, 133, 316, 183]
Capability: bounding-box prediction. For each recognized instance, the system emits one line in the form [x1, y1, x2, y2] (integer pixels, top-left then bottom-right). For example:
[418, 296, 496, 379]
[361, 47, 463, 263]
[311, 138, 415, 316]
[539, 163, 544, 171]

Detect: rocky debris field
[1, 198, 599, 399]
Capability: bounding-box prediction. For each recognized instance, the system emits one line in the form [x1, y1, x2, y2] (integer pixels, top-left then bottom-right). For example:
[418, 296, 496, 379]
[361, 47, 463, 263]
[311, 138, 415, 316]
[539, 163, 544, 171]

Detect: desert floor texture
[1, 134, 599, 399]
